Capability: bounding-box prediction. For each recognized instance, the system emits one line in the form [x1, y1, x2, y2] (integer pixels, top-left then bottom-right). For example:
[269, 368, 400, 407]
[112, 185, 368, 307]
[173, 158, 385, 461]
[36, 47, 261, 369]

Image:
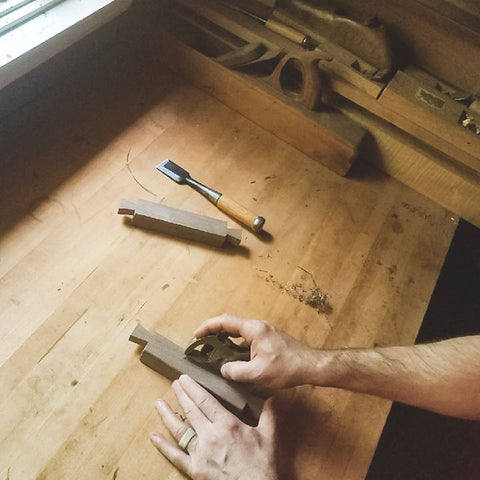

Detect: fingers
[155, 399, 190, 443]
[150, 432, 190, 474]
[194, 314, 245, 338]
[176, 375, 233, 424]
[221, 359, 257, 382]
[194, 314, 267, 343]
[257, 397, 276, 438]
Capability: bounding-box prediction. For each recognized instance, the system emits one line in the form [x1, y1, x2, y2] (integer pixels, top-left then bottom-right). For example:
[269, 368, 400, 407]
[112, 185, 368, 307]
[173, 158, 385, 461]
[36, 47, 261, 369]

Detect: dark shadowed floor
[367, 219, 480, 480]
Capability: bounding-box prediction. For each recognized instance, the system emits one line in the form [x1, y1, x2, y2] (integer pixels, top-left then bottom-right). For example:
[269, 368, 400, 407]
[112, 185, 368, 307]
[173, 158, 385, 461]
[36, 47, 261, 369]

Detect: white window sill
[0, 0, 133, 90]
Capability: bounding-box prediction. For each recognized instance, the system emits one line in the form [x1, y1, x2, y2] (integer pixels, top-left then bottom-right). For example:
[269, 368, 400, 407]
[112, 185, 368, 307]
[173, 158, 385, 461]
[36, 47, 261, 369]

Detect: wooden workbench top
[0, 25, 456, 480]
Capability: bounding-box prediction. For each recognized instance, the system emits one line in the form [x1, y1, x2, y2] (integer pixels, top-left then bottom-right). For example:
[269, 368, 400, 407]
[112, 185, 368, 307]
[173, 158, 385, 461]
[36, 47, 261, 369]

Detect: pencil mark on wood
[126, 150, 158, 197]
[37, 307, 89, 364]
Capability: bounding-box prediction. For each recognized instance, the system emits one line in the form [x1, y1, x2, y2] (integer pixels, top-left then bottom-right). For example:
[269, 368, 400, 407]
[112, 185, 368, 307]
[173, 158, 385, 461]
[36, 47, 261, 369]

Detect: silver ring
[178, 427, 197, 451]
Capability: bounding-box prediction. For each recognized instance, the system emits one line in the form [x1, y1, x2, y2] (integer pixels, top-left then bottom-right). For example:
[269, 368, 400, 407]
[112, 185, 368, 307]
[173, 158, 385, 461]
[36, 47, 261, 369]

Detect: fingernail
[150, 432, 161, 444]
[155, 399, 165, 410]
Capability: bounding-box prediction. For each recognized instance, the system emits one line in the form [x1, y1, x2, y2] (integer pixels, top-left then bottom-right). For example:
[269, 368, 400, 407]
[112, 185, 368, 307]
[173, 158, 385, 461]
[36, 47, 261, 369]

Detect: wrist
[300, 347, 349, 387]
[289, 345, 332, 386]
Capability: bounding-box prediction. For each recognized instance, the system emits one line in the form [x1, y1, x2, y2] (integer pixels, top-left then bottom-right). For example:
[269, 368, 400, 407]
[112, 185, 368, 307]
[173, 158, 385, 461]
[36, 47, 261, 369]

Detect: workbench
[0, 4, 461, 479]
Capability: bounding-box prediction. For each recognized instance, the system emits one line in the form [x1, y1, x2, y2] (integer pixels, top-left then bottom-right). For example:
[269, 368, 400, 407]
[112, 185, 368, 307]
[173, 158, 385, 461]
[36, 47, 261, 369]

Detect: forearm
[303, 335, 480, 420]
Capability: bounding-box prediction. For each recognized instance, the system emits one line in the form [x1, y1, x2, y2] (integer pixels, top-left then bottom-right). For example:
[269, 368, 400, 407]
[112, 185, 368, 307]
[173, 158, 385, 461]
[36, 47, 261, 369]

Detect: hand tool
[185, 333, 250, 374]
[215, 42, 284, 70]
[287, 0, 392, 72]
[219, 0, 392, 73]
[215, 42, 268, 68]
[268, 52, 330, 110]
[157, 159, 266, 232]
[129, 324, 263, 425]
[222, 1, 317, 50]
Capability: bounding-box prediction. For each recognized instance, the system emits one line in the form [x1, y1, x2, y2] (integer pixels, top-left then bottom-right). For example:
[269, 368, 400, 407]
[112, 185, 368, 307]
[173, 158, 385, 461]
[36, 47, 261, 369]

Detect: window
[1, 0, 67, 36]
[0, 0, 132, 90]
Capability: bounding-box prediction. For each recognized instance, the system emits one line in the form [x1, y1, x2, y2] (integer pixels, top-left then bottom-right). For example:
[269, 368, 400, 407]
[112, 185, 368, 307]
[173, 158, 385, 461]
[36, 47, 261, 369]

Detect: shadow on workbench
[366, 220, 480, 480]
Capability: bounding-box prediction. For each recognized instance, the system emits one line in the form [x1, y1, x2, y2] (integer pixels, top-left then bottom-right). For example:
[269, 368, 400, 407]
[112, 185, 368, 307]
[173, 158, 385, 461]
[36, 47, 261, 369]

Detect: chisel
[224, 2, 317, 50]
[156, 159, 266, 232]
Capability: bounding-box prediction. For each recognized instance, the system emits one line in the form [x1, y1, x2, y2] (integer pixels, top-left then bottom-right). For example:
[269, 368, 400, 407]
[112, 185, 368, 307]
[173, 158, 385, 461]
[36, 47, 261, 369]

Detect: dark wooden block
[129, 324, 264, 426]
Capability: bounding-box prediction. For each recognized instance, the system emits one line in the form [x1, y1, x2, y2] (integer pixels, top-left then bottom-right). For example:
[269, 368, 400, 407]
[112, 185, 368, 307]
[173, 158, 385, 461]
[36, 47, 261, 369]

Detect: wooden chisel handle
[217, 195, 265, 232]
[265, 16, 316, 50]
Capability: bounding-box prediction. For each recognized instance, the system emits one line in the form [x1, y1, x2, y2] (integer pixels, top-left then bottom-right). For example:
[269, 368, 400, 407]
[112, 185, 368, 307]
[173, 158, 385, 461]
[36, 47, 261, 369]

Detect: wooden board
[160, 2, 368, 177]
[0, 4, 458, 480]
[337, 98, 480, 229]
[173, 0, 386, 97]
[324, 67, 480, 175]
[147, 20, 480, 229]
[155, 31, 367, 176]
[334, 0, 480, 93]
[377, 70, 480, 171]
[170, 0, 480, 174]
[118, 199, 243, 247]
[129, 324, 264, 425]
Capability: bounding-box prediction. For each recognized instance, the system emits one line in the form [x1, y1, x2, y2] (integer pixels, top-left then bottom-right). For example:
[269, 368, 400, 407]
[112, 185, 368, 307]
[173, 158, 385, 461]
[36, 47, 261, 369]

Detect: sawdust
[257, 266, 332, 314]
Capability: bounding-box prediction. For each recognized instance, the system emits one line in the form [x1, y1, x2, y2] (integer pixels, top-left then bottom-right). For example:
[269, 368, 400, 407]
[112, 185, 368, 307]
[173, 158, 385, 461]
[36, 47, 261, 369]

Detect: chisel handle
[217, 195, 265, 232]
[265, 17, 316, 50]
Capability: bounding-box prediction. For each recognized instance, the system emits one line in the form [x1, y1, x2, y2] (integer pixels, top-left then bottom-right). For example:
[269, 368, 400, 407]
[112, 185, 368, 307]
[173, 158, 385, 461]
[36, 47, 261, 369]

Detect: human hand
[150, 375, 278, 480]
[194, 314, 315, 390]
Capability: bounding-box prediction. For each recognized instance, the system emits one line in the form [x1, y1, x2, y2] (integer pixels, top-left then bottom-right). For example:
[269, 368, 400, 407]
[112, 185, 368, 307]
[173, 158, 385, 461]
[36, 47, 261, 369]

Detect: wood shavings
[256, 267, 332, 314]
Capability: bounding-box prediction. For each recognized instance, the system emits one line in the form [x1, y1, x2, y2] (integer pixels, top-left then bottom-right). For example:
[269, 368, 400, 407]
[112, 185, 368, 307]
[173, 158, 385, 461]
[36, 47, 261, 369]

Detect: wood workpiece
[0, 2, 465, 479]
[118, 199, 243, 247]
[129, 324, 263, 425]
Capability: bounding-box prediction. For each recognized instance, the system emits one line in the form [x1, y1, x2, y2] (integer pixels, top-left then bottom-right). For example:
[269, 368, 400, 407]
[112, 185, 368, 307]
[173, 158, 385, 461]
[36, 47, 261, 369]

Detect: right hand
[194, 314, 314, 390]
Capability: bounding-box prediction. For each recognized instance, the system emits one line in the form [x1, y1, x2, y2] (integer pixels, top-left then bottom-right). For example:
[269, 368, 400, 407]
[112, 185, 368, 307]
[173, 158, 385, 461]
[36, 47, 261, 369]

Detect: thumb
[220, 359, 255, 382]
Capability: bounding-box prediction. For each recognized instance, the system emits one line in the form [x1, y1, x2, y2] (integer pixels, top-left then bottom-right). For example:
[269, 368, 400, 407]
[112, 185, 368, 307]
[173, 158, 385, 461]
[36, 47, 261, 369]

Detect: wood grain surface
[150, 1, 480, 229]
[129, 324, 264, 425]
[0, 9, 457, 480]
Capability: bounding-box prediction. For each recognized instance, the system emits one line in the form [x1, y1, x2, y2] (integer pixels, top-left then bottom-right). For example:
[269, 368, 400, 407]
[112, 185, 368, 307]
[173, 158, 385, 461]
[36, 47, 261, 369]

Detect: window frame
[0, 0, 133, 90]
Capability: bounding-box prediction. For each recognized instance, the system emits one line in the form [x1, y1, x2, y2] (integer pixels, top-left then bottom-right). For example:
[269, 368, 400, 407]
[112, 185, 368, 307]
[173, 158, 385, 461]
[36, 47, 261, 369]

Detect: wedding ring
[178, 427, 197, 451]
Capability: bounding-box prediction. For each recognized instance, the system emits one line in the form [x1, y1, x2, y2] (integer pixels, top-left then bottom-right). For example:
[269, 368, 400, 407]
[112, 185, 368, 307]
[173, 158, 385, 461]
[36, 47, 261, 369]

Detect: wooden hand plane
[184, 333, 250, 374]
[129, 324, 263, 425]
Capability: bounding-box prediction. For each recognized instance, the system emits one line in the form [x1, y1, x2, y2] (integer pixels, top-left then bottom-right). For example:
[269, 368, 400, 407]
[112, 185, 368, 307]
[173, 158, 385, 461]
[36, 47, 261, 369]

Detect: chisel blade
[156, 159, 191, 184]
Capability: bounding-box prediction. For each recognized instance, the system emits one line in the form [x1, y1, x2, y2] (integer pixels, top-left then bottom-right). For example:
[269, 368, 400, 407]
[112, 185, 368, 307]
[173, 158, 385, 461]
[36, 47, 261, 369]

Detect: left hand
[150, 374, 278, 480]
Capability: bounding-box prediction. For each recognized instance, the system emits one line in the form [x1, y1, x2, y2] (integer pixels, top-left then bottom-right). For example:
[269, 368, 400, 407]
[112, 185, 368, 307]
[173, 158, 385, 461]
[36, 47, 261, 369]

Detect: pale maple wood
[216, 194, 264, 232]
[325, 67, 480, 175]
[151, 6, 480, 228]
[377, 70, 480, 170]
[118, 199, 243, 247]
[0, 4, 458, 480]
[334, 0, 480, 93]
[157, 30, 367, 176]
